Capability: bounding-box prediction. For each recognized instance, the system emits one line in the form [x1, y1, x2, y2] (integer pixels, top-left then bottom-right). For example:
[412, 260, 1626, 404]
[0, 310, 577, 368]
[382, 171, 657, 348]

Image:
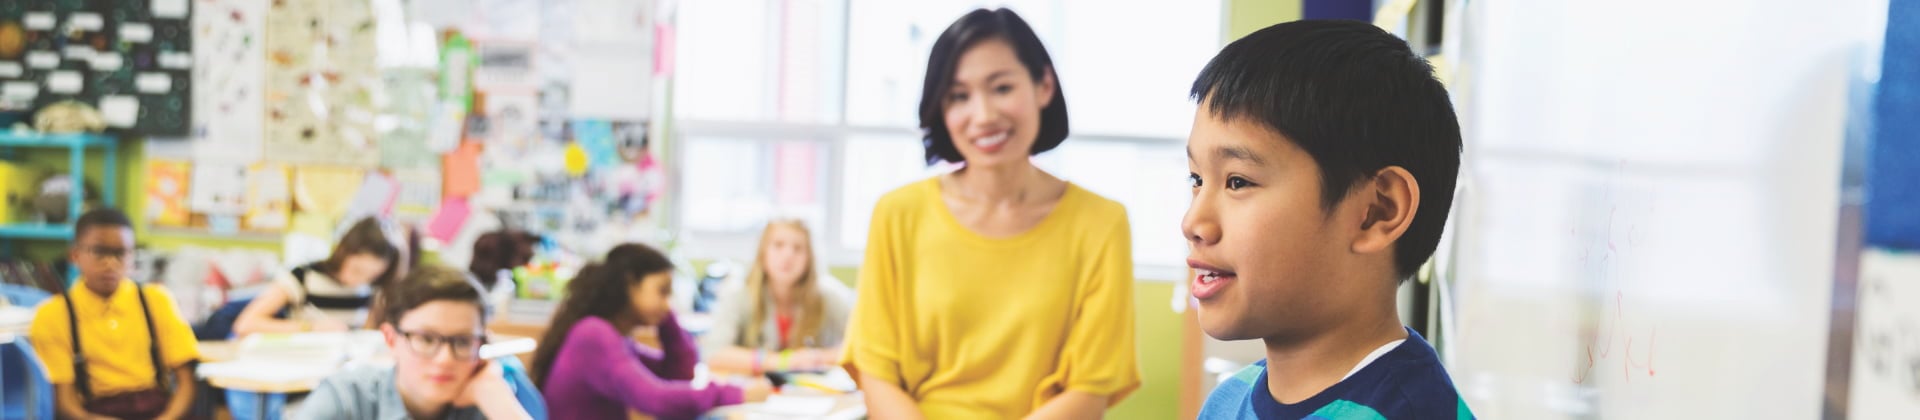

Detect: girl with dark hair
[531, 244, 771, 420]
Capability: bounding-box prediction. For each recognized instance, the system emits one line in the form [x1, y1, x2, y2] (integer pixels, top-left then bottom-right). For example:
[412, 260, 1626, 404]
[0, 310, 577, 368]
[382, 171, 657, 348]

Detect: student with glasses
[29, 209, 200, 419]
[299, 264, 535, 419]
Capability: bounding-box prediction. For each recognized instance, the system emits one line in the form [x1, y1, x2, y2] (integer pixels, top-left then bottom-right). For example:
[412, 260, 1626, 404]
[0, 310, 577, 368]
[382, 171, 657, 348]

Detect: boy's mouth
[1188, 259, 1236, 300]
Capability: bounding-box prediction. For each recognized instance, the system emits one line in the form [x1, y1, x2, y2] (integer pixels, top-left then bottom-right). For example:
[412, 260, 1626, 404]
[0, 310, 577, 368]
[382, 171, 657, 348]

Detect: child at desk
[700, 220, 852, 374]
[233, 217, 402, 336]
[1182, 20, 1473, 418]
[29, 209, 200, 419]
[531, 243, 771, 420]
[298, 264, 535, 420]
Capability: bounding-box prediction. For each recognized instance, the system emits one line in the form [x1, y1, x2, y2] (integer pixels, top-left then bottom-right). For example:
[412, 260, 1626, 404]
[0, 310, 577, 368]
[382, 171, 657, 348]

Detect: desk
[693, 364, 864, 420]
[702, 393, 864, 420]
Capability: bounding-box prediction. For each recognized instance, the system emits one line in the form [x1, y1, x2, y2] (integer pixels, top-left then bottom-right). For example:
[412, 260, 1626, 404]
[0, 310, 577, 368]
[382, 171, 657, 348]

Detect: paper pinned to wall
[294, 166, 367, 219]
[244, 163, 293, 231]
[189, 163, 248, 215]
[262, 0, 381, 167]
[574, 0, 652, 45]
[569, 53, 650, 120]
[444, 142, 483, 198]
[146, 160, 192, 227]
[192, 0, 267, 163]
[343, 171, 401, 223]
[426, 197, 473, 242]
[474, 42, 538, 92]
[392, 165, 443, 223]
[484, 92, 539, 148]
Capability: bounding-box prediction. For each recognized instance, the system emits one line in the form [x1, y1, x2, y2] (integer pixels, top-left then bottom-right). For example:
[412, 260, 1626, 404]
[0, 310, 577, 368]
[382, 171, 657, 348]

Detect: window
[675, 0, 1218, 272]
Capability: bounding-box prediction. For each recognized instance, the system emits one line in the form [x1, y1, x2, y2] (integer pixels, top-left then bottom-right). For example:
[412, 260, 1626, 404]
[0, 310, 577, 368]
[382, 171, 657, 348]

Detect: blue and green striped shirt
[1198, 327, 1474, 419]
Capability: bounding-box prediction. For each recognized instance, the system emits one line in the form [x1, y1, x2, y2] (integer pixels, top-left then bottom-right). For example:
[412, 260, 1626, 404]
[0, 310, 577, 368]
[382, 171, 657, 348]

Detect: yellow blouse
[842, 177, 1141, 418]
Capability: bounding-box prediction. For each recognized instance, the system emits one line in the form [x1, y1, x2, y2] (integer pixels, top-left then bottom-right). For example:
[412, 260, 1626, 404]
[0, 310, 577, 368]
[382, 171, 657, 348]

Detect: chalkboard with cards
[0, 0, 191, 136]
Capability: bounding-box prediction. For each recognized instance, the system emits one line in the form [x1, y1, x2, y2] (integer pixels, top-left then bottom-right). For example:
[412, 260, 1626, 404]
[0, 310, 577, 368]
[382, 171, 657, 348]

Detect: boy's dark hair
[919, 8, 1068, 165]
[380, 263, 489, 326]
[72, 208, 132, 240]
[324, 218, 403, 287]
[1190, 20, 1462, 281]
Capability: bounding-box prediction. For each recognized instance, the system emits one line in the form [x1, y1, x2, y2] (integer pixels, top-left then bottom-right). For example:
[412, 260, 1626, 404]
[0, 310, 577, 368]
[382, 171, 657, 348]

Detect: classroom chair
[0, 284, 50, 307]
[500, 356, 549, 420]
[0, 338, 55, 420]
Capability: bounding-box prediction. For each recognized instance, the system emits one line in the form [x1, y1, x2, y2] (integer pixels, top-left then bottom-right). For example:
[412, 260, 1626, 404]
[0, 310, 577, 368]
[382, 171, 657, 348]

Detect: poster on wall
[0, 0, 193, 135]
[244, 162, 292, 231]
[261, 0, 380, 166]
[146, 160, 192, 227]
[192, 0, 266, 163]
[189, 162, 247, 216]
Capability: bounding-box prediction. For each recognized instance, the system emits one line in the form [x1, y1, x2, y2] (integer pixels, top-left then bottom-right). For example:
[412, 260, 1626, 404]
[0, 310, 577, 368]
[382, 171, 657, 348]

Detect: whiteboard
[1439, 0, 1885, 418]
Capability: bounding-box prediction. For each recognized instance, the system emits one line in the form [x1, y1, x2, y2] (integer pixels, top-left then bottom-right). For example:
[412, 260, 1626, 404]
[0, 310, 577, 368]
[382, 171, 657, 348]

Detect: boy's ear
[1351, 166, 1420, 255]
[381, 324, 398, 347]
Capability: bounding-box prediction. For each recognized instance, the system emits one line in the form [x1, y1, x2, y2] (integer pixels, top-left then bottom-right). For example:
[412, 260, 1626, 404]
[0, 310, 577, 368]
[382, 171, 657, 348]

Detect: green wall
[1228, 0, 1303, 40]
[6, 139, 279, 266]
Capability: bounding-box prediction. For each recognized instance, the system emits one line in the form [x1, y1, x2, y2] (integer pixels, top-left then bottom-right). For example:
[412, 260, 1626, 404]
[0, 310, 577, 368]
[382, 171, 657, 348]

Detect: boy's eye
[1187, 173, 1202, 188]
[1225, 176, 1253, 190]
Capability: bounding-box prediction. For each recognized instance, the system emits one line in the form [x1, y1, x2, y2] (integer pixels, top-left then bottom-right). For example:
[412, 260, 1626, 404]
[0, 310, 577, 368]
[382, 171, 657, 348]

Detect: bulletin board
[0, 0, 193, 135]
[135, 0, 675, 266]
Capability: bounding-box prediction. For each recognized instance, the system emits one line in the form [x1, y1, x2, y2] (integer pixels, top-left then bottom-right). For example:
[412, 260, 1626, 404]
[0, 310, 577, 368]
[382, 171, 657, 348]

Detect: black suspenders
[61, 284, 167, 401]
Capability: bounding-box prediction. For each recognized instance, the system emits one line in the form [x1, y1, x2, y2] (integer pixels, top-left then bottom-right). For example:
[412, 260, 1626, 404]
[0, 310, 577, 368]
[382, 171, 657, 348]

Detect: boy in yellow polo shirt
[30, 209, 200, 419]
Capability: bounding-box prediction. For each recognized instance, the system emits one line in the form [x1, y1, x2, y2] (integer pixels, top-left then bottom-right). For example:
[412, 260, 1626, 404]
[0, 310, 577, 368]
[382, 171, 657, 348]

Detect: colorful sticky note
[444, 141, 482, 198]
[426, 197, 472, 243]
[564, 141, 590, 177]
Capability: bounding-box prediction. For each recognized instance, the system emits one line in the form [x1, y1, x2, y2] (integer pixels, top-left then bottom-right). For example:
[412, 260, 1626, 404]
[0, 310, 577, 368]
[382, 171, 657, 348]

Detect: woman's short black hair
[918, 8, 1069, 165]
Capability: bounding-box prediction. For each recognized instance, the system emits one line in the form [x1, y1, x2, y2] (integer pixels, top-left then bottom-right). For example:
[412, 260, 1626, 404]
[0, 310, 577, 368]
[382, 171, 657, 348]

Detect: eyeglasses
[83, 246, 133, 261]
[395, 329, 484, 360]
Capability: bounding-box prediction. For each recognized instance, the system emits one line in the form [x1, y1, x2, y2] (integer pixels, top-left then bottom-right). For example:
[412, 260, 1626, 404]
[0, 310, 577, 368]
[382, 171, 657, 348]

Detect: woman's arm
[861, 372, 925, 420]
[1032, 214, 1140, 417]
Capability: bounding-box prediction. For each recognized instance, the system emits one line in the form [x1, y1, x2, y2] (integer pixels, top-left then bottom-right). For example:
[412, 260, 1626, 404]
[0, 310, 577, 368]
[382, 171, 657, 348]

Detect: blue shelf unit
[0, 132, 119, 254]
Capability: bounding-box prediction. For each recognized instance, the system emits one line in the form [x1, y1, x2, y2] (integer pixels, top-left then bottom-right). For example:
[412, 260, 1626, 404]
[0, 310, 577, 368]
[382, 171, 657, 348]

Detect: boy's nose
[1183, 198, 1221, 246]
